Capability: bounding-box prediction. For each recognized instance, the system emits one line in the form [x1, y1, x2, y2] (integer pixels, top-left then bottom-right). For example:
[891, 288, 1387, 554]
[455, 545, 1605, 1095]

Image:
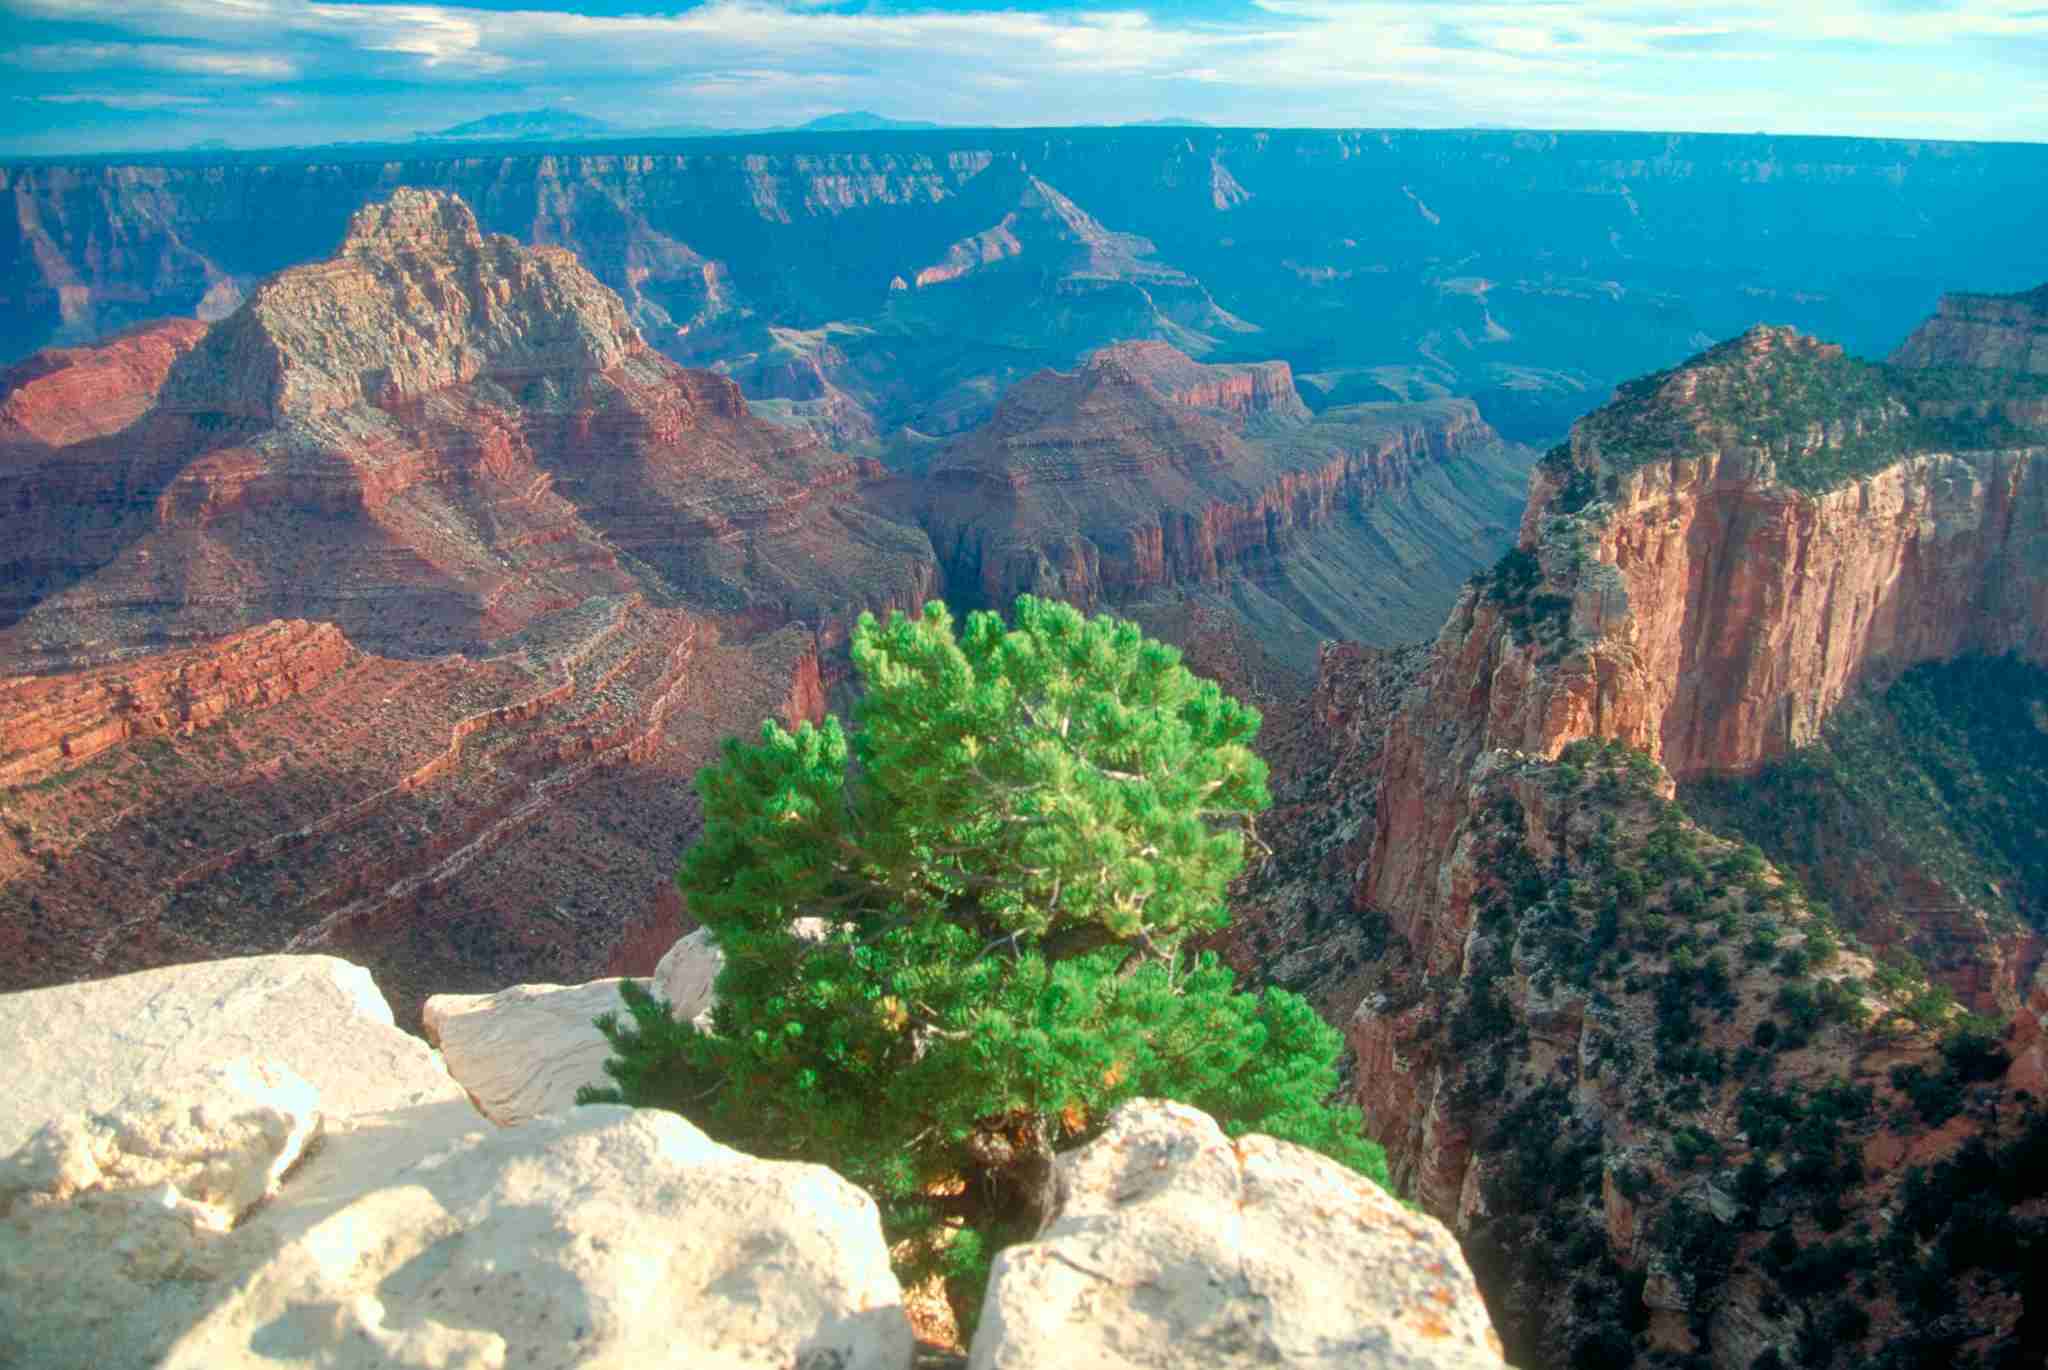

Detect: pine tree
[583, 596, 1386, 1320]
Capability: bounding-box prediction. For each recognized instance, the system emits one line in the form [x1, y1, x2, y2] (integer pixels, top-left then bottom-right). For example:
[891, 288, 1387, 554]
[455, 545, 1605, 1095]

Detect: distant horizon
[2, 1, 2042, 157]
[7, 108, 2048, 163]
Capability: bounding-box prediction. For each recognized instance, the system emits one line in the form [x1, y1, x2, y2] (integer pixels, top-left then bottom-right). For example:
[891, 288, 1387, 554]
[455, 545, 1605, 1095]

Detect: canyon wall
[0, 619, 350, 786]
[1294, 307, 2048, 1368]
[1890, 283, 2048, 374]
[921, 342, 1509, 625]
[7, 130, 2045, 441]
[0, 191, 936, 1022]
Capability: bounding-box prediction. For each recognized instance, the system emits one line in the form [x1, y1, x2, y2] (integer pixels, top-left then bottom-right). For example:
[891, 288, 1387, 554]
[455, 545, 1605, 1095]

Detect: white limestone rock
[653, 925, 726, 1027]
[422, 978, 639, 1126]
[0, 954, 462, 1156]
[0, 1057, 320, 1229]
[168, 1102, 914, 1370]
[3, 1074, 913, 1370]
[968, 1099, 1507, 1370]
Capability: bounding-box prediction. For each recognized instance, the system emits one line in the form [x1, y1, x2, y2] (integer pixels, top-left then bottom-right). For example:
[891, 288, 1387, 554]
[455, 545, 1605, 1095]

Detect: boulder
[968, 1099, 1505, 1370]
[0, 955, 463, 1156]
[423, 977, 641, 1126]
[2, 1070, 914, 1369]
[421, 925, 736, 1127]
[653, 925, 726, 1026]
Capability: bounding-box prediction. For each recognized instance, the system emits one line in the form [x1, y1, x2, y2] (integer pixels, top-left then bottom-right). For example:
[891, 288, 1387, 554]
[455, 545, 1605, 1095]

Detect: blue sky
[2, 0, 2044, 153]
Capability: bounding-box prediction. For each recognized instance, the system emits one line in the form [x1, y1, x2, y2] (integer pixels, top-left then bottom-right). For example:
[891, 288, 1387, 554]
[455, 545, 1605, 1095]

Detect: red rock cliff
[0, 619, 351, 786]
[1889, 282, 2048, 374]
[1326, 315, 2048, 1368]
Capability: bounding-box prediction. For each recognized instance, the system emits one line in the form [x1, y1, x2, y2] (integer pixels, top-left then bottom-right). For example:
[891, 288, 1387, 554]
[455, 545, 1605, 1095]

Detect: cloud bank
[1, 0, 2042, 153]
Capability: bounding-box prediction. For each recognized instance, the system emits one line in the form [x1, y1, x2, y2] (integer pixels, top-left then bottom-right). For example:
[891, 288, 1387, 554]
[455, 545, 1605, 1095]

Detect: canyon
[5, 133, 2048, 1369]
[7, 129, 2045, 449]
[0, 185, 1517, 1026]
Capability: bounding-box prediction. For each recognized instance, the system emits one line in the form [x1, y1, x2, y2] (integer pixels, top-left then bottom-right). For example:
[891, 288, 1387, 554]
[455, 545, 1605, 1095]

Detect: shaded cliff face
[8, 130, 2045, 442]
[1890, 284, 2048, 374]
[918, 340, 1529, 662]
[1265, 304, 2048, 1368]
[0, 189, 935, 1022]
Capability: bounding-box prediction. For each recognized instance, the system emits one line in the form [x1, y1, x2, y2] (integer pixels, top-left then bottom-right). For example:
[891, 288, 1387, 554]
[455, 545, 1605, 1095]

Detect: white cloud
[26, 91, 214, 109]
[0, 0, 2041, 140]
[5, 41, 296, 77]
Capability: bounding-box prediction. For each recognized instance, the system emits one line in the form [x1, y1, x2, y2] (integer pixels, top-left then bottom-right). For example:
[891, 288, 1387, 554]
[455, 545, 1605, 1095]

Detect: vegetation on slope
[1403, 738, 2036, 1370]
[1557, 333, 2048, 495]
[582, 596, 1383, 1326]
[1684, 654, 2048, 946]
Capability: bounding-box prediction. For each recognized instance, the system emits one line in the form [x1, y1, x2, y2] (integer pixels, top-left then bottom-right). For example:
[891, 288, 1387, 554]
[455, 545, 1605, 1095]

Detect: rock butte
[0, 189, 933, 1023]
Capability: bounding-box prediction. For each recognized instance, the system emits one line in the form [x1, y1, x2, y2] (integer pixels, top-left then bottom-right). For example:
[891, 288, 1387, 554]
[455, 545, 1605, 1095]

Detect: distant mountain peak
[795, 111, 940, 132]
[422, 108, 614, 141]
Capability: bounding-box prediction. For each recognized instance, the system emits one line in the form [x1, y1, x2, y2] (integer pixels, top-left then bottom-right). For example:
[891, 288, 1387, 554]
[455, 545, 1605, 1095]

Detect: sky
[1, 0, 2044, 154]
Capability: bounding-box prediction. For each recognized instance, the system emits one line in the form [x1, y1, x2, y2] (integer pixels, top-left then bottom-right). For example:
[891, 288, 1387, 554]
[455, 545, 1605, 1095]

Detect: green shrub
[581, 597, 1385, 1322]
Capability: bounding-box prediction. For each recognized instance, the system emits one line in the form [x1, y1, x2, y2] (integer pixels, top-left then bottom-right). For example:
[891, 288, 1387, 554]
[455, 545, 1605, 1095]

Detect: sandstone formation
[0, 618, 352, 786]
[423, 978, 647, 1126]
[422, 939, 720, 1126]
[1259, 305, 2048, 1367]
[1368, 324, 2048, 957]
[0, 317, 208, 450]
[3, 188, 934, 668]
[972, 1099, 1504, 1370]
[0, 190, 934, 1018]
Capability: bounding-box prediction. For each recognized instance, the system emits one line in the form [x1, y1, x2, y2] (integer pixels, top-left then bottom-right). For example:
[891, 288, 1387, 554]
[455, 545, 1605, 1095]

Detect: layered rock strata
[1890, 283, 2048, 374]
[919, 341, 1521, 648]
[0, 191, 934, 1016]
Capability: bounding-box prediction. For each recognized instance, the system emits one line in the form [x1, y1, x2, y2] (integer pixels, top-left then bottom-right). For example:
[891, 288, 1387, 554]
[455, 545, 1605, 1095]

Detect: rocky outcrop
[421, 938, 722, 1125]
[0, 954, 463, 1156]
[2, 1073, 913, 1370]
[1098, 340, 1311, 425]
[2, 187, 935, 669]
[0, 317, 208, 451]
[164, 189, 638, 424]
[1890, 283, 2048, 374]
[1, 950, 1516, 1370]
[0, 191, 938, 1014]
[972, 1099, 1504, 1370]
[920, 343, 1507, 627]
[1369, 325, 2048, 952]
[1310, 310, 2048, 1367]
[0, 618, 352, 785]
